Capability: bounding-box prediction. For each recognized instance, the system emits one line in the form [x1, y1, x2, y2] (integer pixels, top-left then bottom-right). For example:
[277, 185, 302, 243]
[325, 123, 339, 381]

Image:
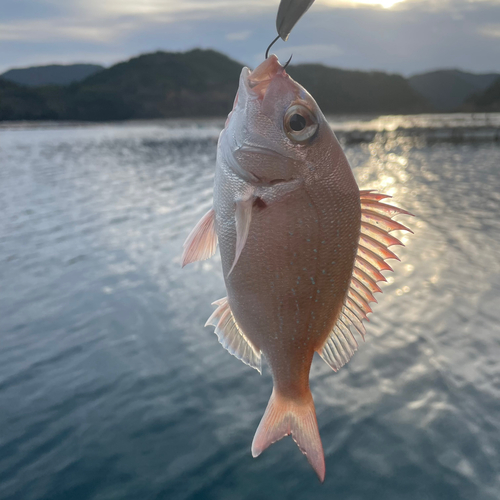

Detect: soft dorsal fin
[182, 208, 218, 267]
[205, 297, 262, 373]
[318, 191, 413, 372]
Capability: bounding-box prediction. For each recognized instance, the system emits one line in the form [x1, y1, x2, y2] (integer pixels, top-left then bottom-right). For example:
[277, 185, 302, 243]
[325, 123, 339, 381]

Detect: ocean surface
[1, 114, 500, 500]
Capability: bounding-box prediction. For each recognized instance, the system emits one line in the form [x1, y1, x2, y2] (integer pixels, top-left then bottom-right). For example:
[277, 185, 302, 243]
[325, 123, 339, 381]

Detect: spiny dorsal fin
[319, 191, 413, 372]
[182, 208, 218, 267]
[205, 297, 262, 373]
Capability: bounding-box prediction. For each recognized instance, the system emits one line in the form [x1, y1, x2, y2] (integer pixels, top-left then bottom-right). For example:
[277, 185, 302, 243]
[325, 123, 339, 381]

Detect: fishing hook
[265, 35, 293, 69]
[265, 35, 280, 59]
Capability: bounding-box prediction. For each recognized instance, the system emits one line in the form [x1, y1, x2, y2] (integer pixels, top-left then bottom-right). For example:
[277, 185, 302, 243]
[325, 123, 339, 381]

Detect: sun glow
[359, 0, 404, 8]
[320, 0, 405, 8]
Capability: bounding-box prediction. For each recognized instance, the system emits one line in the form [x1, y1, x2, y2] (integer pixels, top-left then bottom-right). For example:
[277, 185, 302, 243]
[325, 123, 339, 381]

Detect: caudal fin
[251, 389, 325, 482]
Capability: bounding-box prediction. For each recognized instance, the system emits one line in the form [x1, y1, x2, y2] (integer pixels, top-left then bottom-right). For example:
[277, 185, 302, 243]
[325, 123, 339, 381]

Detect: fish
[181, 55, 412, 482]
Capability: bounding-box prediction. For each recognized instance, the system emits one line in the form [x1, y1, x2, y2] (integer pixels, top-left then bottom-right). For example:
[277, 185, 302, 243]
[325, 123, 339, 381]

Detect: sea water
[1, 115, 500, 500]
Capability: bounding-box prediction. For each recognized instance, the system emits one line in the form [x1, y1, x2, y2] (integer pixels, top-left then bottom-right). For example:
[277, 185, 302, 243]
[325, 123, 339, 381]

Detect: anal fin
[318, 313, 359, 372]
[205, 297, 261, 373]
[182, 208, 218, 267]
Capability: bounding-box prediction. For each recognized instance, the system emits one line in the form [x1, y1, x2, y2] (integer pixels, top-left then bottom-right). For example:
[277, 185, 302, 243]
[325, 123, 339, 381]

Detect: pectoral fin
[181, 208, 218, 267]
[228, 197, 254, 275]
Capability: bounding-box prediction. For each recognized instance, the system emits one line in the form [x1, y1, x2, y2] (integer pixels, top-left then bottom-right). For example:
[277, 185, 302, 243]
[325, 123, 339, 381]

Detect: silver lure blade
[276, 0, 316, 41]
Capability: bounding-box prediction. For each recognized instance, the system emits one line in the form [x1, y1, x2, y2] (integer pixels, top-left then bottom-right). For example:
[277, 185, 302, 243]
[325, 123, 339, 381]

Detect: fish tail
[251, 388, 325, 482]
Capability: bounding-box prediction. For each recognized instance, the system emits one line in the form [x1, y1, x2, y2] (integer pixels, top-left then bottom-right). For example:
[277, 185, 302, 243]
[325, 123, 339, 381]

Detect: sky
[1, 0, 500, 75]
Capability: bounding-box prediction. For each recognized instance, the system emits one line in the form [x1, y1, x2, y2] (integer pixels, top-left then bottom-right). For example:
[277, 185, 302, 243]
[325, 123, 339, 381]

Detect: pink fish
[182, 55, 412, 481]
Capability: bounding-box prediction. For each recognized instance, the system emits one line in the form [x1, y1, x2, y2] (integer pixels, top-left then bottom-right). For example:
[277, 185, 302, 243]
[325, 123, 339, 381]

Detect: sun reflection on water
[328, 113, 500, 133]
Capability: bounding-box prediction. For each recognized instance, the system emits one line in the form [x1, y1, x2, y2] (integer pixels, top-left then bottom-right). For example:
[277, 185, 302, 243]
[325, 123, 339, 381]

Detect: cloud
[0, 0, 275, 44]
[1, 0, 500, 75]
[226, 30, 253, 41]
[3, 0, 494, 45]
[79, 0, 273, 18]
[318, 0, 406, 8]
[0, 18, 136, 42]
[480, 23, 500, 38]
[263, 43, 344, 64]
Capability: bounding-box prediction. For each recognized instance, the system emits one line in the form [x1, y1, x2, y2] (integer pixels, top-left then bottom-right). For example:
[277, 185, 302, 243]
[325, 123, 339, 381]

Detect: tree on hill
[465, 76, 500, 112]
[70, 49, 243, 120]
[1, 49, 433, 121]
[0, 78, 58, 120]
[288, 64, 430, 114]
[408, 69, 499, 111]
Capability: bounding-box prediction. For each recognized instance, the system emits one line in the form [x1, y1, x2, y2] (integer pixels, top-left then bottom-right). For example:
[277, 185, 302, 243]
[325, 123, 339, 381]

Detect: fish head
[222, 55, 338, 185]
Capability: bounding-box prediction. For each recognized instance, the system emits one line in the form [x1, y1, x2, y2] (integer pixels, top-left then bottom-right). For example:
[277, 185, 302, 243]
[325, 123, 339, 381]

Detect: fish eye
[284, 104, 318, 143]
[290, 114, 306, 131]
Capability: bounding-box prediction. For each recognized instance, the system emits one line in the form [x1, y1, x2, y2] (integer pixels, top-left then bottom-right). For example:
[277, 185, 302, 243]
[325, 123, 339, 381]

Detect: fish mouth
[244, 55, 286, 98]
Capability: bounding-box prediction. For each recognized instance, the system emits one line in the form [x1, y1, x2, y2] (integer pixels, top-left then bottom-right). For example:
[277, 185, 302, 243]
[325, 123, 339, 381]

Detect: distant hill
[0, 48, 433, 122]
[465, 76, 500, 112]
[0, 78, 58, 120]
[66, 50, 243, 120]
[288, 64, 429, 114]
[408, 69, 499, 112]
[0, 50, 243, 121]
[1, 64, 104, 87]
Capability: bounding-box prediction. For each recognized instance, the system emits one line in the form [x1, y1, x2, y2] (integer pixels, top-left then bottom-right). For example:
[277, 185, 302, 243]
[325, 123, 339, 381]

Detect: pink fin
[357, 244, 394, 272]
[362, 210, 413, 234]
[205, 297, 261, 373]
[354, 192, 412, 307]
[228, 198, 253, 276]
[181, 209, 218, 267]
[359, 234, 401, 262]
[360, 191, 391, 202]
[320, 190, 412, 373]
[355, 256, 387, 283]
[319, 323, 357, 371]
[353, 267, 382, 294]
[361, 199, 414, 218]
[252, 389, 325, 482]
[351, 277, 377, 305]
[346, 296, 369, 322]
[361, 222, 403, 248]
[343, 307, 366, 339]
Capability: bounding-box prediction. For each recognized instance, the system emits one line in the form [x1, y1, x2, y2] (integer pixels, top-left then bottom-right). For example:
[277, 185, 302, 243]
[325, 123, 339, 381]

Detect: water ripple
[1, 116, 500, 500]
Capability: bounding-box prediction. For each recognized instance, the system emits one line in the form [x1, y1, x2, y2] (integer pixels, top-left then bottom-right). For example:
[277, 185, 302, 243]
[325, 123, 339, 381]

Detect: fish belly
[219, 179, 360, 395]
